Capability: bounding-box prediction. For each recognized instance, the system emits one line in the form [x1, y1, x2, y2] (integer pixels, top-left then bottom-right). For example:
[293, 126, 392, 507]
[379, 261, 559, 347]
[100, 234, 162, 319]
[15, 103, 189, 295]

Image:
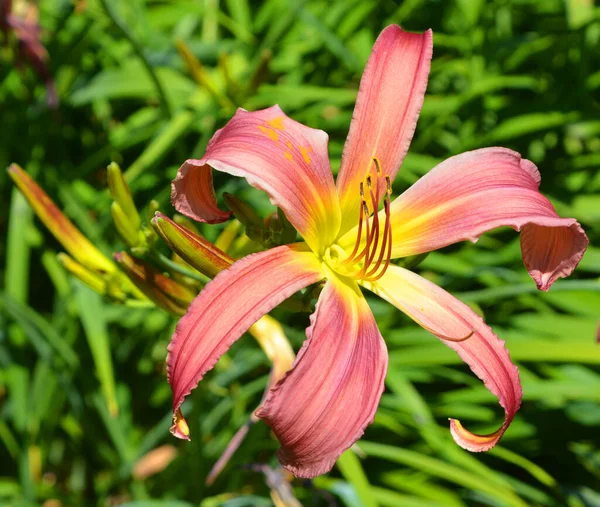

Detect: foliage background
[1, 0, 599, 505]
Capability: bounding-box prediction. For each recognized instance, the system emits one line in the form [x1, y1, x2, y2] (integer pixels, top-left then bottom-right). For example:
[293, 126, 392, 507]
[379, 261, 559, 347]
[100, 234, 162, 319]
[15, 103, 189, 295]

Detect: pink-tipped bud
[7, 164, 115, 274]
[151, 212, 233, 278]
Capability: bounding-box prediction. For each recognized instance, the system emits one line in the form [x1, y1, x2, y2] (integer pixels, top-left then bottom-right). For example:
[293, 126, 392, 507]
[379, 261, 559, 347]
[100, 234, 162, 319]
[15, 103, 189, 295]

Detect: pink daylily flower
[167, 25, 588, 478]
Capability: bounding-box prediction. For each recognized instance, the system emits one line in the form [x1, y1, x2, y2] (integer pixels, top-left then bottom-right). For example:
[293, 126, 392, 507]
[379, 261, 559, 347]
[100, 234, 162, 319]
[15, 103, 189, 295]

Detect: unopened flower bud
[151, 213, 233, 278]
[7, 164, 115, 274]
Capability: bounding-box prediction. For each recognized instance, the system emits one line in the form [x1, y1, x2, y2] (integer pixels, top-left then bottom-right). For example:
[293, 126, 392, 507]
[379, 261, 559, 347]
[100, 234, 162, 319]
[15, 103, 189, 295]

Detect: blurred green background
[1, 0, 599, 505]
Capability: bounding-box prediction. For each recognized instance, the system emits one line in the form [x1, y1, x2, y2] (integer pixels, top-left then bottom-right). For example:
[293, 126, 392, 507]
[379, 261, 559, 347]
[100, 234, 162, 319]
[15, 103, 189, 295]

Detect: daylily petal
[172, 105, 341, 254]
[256, 272, 388, 478]
[362, 266, 522, 452]
[343, 148, 587, 291]
[167, 243, 324, 439]
[336, 25, 432, 235]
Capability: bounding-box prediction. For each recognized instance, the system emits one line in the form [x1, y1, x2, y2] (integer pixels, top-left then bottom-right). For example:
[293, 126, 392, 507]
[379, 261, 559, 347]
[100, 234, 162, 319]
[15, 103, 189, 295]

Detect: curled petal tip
[523, 220, 588, 292]
[170, 409, 191, 441]
[363, 266, 521, 455]
[449, 418, 504, 453]
[172, 105, 341, 252]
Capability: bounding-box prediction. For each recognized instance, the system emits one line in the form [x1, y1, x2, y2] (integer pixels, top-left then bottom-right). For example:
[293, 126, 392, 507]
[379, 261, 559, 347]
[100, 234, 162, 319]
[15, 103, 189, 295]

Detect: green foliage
[1, 0, 599, 505]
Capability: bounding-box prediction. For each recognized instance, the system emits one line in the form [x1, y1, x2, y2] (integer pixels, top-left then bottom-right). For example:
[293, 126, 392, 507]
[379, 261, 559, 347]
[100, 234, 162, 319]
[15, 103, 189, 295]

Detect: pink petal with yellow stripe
[336, 25, 432, 235]
[167, 243, 324, 439]
[381, 148, 587, 290]
[172, 106, 341, 254]
[362, 265, 521, 452]
[256, 273, 388, 478]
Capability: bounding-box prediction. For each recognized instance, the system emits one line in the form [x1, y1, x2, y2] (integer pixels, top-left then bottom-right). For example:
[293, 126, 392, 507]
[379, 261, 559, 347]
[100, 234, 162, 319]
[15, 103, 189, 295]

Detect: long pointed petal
[342, 148, 588, 290]
[172, 106, 341, 254]
[256, 273, 388, 478]
[167, 243, 324, 439]
[336, 25, 432, 236]
[362, 266, 522, 452]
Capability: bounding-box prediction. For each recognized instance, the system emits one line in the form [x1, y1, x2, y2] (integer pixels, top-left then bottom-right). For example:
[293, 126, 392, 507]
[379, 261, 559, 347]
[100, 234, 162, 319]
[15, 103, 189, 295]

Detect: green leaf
[336, 450, 378, 507]
[73, 283, 118, 417]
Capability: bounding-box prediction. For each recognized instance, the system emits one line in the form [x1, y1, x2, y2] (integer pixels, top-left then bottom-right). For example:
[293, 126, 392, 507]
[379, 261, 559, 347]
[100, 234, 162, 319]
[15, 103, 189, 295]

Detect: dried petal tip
[170, 409, 190, 440]
[449, 418, 504, 452]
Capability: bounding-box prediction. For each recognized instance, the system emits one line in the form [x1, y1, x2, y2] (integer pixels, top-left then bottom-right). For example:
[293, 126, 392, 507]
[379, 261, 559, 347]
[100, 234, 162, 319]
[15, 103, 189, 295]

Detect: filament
[343, 158, 395, 281]
[365, 176, 380, 268]
[342, 183, 365, 265]
[364, 176, 393, 281]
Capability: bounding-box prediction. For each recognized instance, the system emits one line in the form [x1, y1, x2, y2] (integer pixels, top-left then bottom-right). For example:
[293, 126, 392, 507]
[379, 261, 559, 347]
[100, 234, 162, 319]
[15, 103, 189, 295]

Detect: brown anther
[359, 181, 364, 197]
[366, 175, 372, 188]
[385, 175, 391, 193]
[373, 157, 382, 175]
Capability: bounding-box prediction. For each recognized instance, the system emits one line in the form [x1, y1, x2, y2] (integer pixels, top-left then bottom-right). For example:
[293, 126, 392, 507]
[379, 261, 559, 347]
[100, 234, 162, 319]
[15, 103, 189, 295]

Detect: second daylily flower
[167, 25, 588, 478]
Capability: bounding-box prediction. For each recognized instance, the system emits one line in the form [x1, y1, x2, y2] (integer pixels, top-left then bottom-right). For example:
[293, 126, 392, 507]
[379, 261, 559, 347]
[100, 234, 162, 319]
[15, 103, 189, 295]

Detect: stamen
[364, 195, 390, 279]
[342, 162, 395, 281]
[352, 201, 373, 279]
[342, 194, 365, 265]
[365, 175, 393, 282]
[364, 176, 381, 269]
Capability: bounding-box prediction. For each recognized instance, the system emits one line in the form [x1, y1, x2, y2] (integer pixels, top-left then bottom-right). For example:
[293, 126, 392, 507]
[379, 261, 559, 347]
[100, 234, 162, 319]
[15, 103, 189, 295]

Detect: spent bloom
[167, 25, 588, 477]
[1, 0, 58, 107]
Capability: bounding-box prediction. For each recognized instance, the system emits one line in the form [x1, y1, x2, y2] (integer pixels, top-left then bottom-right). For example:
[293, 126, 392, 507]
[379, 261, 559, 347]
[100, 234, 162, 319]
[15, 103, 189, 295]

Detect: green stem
[98, 0, 171, 119]
[153, 252, 209, 284]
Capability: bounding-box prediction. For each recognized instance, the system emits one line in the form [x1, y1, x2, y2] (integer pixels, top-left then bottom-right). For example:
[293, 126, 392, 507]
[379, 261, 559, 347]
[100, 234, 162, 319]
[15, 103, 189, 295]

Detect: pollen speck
[300, 146, 311, 165]
[258, 125, 278, 141]
[268, 116, 285, 130]
[284, 151, 293, 161]
[286, 141, 293, 149]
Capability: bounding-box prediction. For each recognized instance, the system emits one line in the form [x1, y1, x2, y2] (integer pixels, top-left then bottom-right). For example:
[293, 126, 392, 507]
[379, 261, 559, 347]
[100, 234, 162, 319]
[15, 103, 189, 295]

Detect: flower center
[326, 158, 393, 282]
